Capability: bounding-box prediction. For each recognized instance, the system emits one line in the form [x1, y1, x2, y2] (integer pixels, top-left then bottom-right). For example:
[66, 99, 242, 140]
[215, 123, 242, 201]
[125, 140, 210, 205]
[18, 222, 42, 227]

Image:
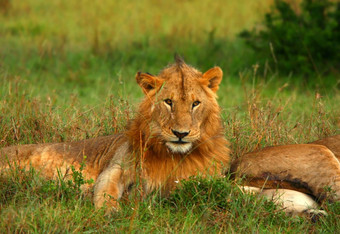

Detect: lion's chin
[166, 142, 193, 154]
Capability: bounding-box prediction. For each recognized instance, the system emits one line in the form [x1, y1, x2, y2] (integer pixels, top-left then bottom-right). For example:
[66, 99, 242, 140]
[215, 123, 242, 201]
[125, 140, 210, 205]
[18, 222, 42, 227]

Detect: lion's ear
[201, 67, 223, 93]
[136, 72, 163, 94]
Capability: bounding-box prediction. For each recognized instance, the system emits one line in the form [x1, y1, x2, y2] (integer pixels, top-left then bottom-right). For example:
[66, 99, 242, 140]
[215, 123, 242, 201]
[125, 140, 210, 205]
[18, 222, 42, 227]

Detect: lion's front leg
[93, 164, 124, 211]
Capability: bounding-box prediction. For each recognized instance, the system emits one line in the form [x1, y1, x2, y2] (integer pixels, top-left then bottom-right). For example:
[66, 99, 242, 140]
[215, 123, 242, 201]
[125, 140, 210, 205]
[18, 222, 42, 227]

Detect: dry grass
[2, 0, 275, 44]
[0, 0, 339, 232]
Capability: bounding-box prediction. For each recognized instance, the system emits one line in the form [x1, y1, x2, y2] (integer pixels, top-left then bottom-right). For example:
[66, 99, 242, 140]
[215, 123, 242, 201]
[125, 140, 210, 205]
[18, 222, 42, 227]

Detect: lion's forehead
[160, 84, 204, 101]
[155, 64, 208, 101]
[160, 74, 205, 98]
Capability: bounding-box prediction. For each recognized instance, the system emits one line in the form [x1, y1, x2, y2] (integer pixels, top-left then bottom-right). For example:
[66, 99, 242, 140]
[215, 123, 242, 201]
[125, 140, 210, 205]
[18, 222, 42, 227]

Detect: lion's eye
[164, 99, 173, 106]
[192, 101, 201, 108]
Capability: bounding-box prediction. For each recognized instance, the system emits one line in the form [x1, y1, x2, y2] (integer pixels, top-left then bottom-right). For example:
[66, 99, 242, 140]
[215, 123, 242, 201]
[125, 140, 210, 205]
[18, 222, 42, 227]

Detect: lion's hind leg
[261, 189, 327, 219]
[242, 186, 327, 219]
[234, 144, 340, 203]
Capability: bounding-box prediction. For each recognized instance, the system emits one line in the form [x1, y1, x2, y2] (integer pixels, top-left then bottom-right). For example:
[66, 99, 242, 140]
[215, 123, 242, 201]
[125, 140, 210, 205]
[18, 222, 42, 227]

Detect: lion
[0, 56, 230, 210]
[1, 57, 339, 218]
[231, 134, 340, 217]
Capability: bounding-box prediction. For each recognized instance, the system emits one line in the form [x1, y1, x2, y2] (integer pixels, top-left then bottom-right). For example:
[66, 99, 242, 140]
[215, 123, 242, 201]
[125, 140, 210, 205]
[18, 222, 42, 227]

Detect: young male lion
[0, 56, 230, 210]
[1, 57, 339, 217]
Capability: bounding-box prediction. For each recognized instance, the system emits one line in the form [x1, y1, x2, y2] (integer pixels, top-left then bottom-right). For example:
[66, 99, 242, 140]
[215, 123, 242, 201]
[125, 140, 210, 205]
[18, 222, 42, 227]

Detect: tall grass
[0, 0, 339, 232]
[0, 0, 274, 106]
[1, 71, 339, 232]
[1, 167, 339, 232]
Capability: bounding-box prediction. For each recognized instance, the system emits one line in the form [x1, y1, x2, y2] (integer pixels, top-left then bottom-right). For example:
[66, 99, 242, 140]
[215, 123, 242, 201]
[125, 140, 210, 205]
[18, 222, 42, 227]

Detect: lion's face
[136, 58, 223, 154]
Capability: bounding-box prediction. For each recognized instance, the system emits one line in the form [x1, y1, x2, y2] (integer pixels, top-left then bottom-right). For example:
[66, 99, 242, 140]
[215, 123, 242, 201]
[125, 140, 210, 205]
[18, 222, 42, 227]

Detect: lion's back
[0, 134, 129, 180]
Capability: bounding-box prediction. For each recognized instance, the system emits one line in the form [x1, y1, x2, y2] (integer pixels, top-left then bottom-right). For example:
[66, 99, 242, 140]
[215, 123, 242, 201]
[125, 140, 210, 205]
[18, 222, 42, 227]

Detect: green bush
[240, 0, 340, 76]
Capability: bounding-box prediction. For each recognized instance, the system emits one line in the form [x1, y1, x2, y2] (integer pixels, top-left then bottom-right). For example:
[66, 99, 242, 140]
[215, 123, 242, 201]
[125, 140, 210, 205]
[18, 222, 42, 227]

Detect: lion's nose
[171, 130, 190, 139]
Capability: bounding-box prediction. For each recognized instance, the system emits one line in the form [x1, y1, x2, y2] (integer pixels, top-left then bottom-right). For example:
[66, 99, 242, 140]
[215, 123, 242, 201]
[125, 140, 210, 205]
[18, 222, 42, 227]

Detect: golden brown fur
[1, 56, 339, 217]
[310, 134, 340, 159]
[232, 134, 340, 217]
[0, 57, 230, 210]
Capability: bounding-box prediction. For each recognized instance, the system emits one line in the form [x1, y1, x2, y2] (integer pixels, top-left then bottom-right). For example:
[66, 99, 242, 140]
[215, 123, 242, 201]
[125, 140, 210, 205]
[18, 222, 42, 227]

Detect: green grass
[1, 168, 339, 232]
[1, 0, 340, 232]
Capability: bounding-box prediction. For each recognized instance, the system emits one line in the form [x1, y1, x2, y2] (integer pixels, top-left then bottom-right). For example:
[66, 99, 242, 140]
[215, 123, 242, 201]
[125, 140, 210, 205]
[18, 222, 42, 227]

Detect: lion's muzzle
[165, 129, 193, 154]
[171, 129, 190, 139]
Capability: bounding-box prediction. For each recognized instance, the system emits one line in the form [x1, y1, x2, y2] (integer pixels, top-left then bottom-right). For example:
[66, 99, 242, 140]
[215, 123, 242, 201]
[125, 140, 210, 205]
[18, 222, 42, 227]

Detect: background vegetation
[240, 0, 340, 76]
[0, 0, 339, 232]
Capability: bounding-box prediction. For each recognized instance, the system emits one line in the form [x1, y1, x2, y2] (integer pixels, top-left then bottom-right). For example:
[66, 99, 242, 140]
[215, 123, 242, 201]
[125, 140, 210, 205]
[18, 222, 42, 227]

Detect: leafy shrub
[239, 0, 340, 76]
